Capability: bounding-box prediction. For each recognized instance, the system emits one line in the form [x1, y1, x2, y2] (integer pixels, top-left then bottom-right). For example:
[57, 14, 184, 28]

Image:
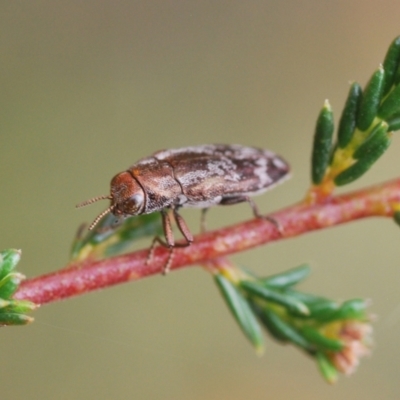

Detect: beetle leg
[173, 208, 194, 244]
[162, 209, 175, 247]
[147, 211, 174, 254]
[220, 195, 283, 234]
[147, 209, 193, 274]
[146, 210, 176, 274]
[146, 236, 175, 275]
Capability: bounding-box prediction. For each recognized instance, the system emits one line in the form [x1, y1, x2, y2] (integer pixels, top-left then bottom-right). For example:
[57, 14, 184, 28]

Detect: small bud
[324, 320, 372, 377]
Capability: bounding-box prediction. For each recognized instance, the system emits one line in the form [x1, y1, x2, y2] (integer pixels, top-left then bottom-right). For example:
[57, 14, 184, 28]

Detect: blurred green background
[1, 1, 400, 399]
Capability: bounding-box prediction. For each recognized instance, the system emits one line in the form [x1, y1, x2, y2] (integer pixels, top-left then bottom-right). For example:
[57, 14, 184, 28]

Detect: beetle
[77, 144, 290, 272]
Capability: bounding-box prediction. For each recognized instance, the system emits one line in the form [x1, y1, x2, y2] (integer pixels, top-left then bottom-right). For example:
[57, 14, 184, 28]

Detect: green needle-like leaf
[333, 299, 367, 321]
[312, 100, 334, 184]
[240, 281, 309, 316]
[334, 123, 391, 186]
[0, 312, 34, 326]
[338, 82, 362, 148]
[382, 36, 400, 96]
[284, 290, 339, 321]
[258, 309, 312, 351]
[334, 158, 372, 186]
[4, 299, 37, 313]
[305, 301, 340, 321]
[215, 274, 264, 353]
[357, 66, 385, 131]
[260, 264, 311, 289]
[353, 122, 390, 160]
[301, 326, 344, 352]
[250, 303, 289, 343]
[316, 352, 338, 384]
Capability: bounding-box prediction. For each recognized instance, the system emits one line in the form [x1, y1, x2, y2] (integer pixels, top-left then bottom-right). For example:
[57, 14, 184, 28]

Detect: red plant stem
[14, 178, 400, 305]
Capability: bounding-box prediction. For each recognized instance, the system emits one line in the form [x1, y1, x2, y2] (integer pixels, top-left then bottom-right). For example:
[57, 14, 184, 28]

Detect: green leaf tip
[357, 66, 385, 131]
[0, 249, 21, 279]
[214, 273, 264, 354]
[338, 82, 362, 148]
[382, 36, 400, 96]
[334, 298, 368, 320]
[0, 312, 34, 326]
[311, 100, 334, 184]
[316, 352, 338, 384]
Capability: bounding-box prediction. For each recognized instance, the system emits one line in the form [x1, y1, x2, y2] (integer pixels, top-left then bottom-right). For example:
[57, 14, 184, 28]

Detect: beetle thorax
[110, 172, 145, 216]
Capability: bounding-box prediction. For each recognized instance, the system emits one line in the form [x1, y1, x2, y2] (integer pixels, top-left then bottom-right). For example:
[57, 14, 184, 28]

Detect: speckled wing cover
[145, 144, 290, 208]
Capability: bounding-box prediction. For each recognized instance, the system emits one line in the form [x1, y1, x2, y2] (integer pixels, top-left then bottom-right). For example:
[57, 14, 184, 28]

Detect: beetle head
[76, 171, 145, 230]
[110, 172, 145, 217]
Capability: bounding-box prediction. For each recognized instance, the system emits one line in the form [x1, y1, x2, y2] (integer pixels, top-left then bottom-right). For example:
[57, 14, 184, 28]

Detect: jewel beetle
[77, 144, 290, 271]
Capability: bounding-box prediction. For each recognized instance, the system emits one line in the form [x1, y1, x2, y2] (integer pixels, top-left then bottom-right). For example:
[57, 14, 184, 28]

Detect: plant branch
[14, 177, 400, 306]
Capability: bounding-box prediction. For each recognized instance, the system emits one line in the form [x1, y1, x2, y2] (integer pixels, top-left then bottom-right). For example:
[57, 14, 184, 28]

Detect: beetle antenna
[76, 195, 112, 208]
[88, 204, 115, 230]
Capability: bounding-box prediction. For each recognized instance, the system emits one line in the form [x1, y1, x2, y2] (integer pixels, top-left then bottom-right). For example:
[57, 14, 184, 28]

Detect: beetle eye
[132, 193, 144, 207]
[124, 193, 144, 213]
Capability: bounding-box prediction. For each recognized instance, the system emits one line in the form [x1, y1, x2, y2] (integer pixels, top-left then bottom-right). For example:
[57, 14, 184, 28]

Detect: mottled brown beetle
[77, 144, 290, 272]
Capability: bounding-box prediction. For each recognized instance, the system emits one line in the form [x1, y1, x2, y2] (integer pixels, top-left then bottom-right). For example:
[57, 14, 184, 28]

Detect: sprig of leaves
[0, 249, 37, 326]
[311, 36, 400, 196]
[214, 263, 371, 383]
